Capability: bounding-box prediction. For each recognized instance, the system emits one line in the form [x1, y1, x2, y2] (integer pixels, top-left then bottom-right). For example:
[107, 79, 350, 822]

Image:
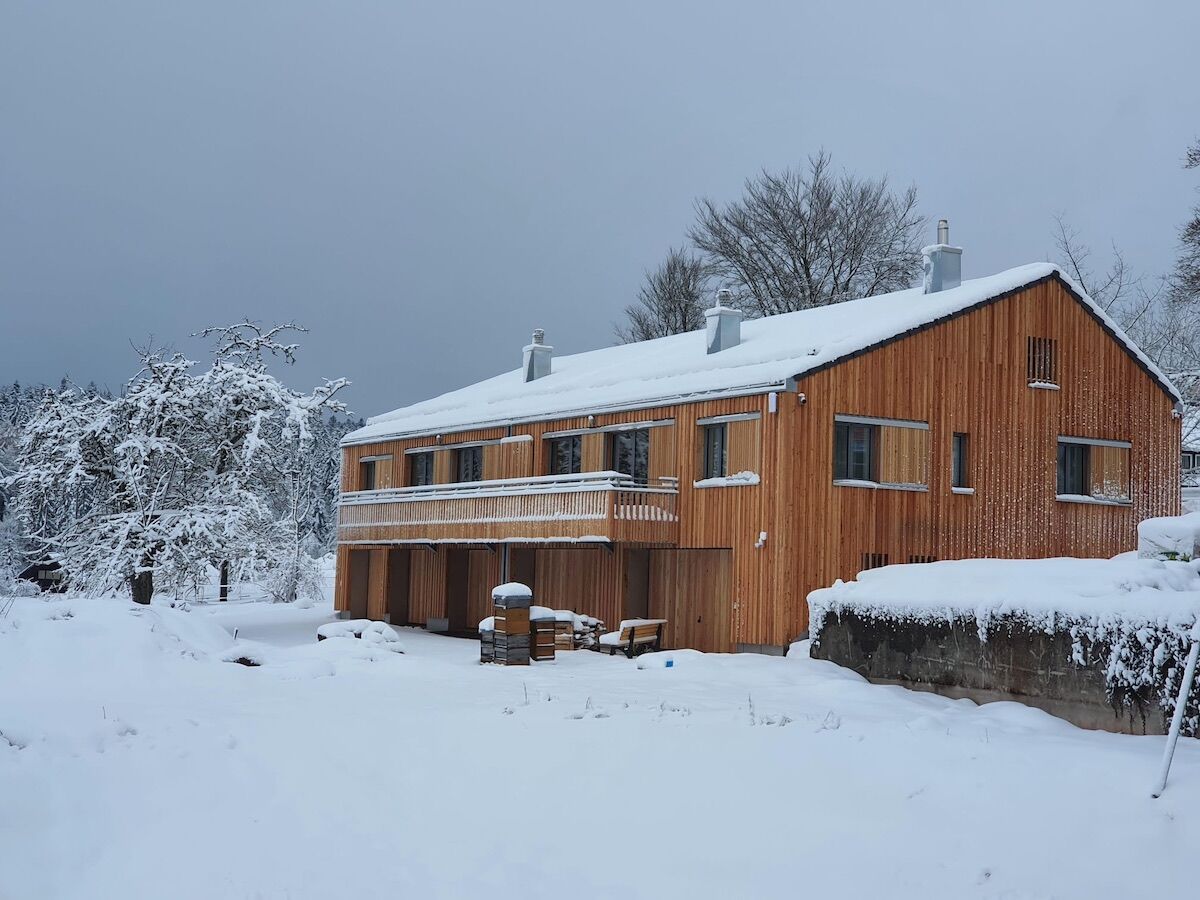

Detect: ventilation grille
[907, 554, 938, 564]
[860, 553, 889, 571]
[1027, 337, 1058, 384]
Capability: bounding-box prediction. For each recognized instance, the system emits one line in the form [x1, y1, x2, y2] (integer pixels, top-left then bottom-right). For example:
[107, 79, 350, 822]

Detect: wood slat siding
[335, 277, 1179, 651]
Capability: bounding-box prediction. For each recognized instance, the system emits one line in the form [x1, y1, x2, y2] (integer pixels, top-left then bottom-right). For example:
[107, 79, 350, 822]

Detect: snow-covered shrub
[808, 557, 1200, 734]
[1137, 512, 1200, 561]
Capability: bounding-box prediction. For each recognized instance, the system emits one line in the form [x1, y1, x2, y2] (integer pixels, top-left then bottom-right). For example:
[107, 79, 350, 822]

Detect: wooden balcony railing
[337, 471, 678, 545]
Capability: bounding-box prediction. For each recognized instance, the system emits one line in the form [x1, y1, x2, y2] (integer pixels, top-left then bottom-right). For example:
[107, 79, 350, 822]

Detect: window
[455, 445, 483, 482]
[833, 415, 929, 488]
[1057, 442, 1088, 495]
[610, 428, 650, 483]
[1027, 336, 1058, 385]
[861, 553, 889, 571]
[1057, 437, 1131, 503]
[952, 433, 970, 489]
[409, 452, 435, 486]
[548, 435, 582, 476]
[1184, 452, 1196, 472]
[834, 421, 878, 482]
[701, 423, 727, 479]
[359, 459, 377, 491]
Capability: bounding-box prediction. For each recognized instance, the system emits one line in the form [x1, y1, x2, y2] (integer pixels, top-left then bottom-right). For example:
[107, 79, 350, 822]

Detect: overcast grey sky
[2, 1, 1198, 418]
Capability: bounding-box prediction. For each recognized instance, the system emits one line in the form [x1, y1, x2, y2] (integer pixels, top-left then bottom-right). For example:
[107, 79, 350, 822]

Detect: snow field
[1, 594, 1197, 899]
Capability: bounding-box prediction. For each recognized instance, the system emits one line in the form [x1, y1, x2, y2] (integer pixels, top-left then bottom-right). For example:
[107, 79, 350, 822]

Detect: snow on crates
[1138, 511, 1200, 561]
[316, 619, 404, 652]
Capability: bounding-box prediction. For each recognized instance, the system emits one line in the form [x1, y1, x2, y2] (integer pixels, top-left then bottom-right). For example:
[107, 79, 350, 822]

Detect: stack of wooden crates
[490, 583, 532, 666]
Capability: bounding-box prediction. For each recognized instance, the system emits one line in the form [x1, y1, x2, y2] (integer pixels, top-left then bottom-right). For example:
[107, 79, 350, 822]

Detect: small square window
[702, 423, 727, 479]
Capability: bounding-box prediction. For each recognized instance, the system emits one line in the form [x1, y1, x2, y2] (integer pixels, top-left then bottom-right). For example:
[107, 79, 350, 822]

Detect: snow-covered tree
[8, 326, 348, 604]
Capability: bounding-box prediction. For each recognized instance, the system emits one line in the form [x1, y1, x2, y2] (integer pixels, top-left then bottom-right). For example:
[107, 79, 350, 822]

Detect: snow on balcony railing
[337, 471, 678, 535]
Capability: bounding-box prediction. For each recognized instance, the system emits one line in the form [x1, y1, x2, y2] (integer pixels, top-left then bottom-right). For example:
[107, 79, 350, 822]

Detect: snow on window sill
[833, 479, 928, 493]
[1028, 381, 1060, 391]
[693, 471, 761, 489]
[1055, 493, 1132, 507]
[951, 486, 975, 495]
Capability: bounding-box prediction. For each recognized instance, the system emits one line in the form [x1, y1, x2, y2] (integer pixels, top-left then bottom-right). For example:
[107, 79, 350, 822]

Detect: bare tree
[615, 248, 708, 343]
[1053, 214, 1200, 451]
[1172, 139, 1200, 304]
[689, 152, 926, 316]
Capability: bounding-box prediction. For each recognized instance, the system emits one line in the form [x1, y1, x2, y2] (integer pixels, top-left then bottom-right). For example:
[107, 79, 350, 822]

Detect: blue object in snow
[664, 659, 674, 668]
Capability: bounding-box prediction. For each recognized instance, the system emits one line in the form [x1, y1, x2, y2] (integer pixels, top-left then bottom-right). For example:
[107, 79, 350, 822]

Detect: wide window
[1057, 437, 1130, 503]
[610, 428, 650, 483]
[548, 435, 582, 476]
[455, 445, 483, 483]
[952, 433, 970, 489]
[701, 423, 727, 480]
[409, 452, 435, 487]
[833, 415, 929, 489]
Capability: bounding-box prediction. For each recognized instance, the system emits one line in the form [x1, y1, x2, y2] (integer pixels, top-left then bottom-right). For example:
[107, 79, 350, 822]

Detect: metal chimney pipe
[937, 219, 949, 245]
[531, 328, 545, 346]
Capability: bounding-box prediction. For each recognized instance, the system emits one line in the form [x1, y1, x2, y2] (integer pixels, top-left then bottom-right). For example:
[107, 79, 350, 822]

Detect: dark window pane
[456, 446, 483, 482]
[703, 424, 727, 479]
[410, 452, 434, 486]
[549, 436, 581, 476]
[360, 459, 376, 491]
[611, 429, 650, 483]
[834, 421, 877, 482]
[952, 433, 969, 488]
[1057, 442, 1088, 494]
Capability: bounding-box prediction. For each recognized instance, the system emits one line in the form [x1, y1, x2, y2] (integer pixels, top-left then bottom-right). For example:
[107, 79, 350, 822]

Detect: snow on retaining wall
[808, 557, 1200, 734]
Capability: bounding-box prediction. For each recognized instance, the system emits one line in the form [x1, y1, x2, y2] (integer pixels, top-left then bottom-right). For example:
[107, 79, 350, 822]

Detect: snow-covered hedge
[808, 557, 1200, 734]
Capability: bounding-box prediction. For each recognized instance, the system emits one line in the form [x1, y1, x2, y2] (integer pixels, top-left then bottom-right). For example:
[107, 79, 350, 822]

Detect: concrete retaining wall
[811, 611, 1164, 735]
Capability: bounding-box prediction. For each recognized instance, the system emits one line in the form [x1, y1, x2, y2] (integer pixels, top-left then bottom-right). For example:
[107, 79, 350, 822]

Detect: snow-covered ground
[2, 592, 1198, 899]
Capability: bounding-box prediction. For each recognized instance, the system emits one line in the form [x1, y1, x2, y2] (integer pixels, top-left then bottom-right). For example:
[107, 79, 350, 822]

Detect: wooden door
[348, 550, 370, 619]
[649, 549, 732, 652]
[624, 548, 650, 620]
[387, 550, 411, 625]
[445, 549, 470, 632]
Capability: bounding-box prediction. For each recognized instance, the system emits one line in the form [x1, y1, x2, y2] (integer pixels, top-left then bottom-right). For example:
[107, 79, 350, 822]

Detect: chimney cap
[937, 219, 950, 245]
[531, 328, 545, 345]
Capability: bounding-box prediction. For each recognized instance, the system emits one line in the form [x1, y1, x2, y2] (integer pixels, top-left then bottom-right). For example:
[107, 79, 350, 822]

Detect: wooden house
[334, 235, 1181, 653]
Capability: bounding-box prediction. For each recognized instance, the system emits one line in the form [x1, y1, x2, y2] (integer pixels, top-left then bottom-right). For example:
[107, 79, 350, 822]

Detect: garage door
[648, 549, 732, 652]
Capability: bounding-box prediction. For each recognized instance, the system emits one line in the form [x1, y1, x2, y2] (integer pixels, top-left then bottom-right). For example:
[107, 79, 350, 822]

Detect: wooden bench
[596, 619, 667, 658]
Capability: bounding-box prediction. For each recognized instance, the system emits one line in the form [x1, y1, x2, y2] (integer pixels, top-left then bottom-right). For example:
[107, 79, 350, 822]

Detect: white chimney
[522, 329, 552, 382]
[704, 289, 742, 354]
[922, 218, 962, 294]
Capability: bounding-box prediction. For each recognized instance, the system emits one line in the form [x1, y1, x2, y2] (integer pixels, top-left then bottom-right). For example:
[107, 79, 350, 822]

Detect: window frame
[1056, 436, 1132, 505]
[701, 422, 728, 480]
[548, 434, 582, 476]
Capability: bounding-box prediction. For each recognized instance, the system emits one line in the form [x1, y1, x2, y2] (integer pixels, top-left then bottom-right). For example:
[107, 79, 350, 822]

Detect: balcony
[337, 471, 679, 546]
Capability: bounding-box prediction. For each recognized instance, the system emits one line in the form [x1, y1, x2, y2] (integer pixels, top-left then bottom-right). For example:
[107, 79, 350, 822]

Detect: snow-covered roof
[346, 263, 1180, 445]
